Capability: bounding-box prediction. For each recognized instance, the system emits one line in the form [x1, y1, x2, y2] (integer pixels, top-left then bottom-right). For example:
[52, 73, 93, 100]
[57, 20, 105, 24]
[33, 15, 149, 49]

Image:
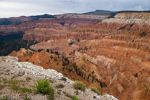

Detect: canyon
[3, 11, 150, 100]
[0, 12, 106, 55]
[0, 14, 106, 35]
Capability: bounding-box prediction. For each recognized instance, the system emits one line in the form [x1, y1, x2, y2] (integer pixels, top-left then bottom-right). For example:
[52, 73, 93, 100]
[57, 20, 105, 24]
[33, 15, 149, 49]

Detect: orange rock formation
[10, 12, 150, 100]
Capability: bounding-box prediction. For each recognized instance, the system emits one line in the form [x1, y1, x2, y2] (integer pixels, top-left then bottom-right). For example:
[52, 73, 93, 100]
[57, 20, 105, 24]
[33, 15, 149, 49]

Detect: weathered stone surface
[0, 56, 118, 100]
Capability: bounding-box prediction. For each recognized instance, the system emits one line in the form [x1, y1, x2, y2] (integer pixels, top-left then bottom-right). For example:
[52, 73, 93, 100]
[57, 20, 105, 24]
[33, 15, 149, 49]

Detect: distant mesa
[84, 9, 118, 15]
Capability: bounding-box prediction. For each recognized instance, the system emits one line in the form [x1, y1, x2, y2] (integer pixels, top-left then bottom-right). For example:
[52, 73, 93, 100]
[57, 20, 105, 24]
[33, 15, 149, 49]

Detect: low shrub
[90, 87, 100, 95]
[36, 79, 54, 100]
[73, 81, 86, 91]
[36, 79, 53, 94]
[70, 95, 79, 100]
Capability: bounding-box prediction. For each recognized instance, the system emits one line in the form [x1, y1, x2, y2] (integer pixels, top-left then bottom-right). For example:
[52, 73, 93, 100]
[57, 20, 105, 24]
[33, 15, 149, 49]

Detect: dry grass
[73, 81, 86, 91]
[0, 84, 5, 90]
[56, 83, 65, 88]
[90, 87, 100, 95]
[26, 77, 32, 82]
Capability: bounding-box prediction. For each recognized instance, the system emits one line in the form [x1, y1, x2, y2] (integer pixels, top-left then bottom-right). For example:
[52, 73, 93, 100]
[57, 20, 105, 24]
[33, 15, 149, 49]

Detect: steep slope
[0, 56, 118, 100]
[73, 12, 150, 99]
[19, 12, 150, 100]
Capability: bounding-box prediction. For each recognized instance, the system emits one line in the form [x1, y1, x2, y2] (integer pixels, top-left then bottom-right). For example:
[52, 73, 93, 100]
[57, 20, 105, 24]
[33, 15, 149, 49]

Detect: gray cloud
[0, 0, 150, 18]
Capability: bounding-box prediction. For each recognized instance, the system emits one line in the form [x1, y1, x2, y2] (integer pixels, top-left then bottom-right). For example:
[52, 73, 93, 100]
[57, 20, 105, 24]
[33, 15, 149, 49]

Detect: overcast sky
[0, 0, 150, 18]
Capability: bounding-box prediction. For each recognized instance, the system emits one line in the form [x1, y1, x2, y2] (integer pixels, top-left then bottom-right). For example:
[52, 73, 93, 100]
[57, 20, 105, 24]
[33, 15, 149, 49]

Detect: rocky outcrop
[0, 56, 118, 100]
[103, 12, 150, 25]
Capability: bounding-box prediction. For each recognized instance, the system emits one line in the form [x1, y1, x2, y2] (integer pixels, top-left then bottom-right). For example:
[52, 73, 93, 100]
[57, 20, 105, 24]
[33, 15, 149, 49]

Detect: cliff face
[102, 12, 150, 33]
[104, 12, 150, 24]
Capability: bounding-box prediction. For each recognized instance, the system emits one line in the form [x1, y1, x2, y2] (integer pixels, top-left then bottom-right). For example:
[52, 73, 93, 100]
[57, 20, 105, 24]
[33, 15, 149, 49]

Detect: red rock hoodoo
[11, 12, 150, 100]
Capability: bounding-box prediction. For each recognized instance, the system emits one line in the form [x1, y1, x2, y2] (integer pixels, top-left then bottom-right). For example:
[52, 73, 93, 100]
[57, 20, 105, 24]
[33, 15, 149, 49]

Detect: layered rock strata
[55, 14, 108, 19]
[0, 14, 104, 35]
[20, 12, 150, 100]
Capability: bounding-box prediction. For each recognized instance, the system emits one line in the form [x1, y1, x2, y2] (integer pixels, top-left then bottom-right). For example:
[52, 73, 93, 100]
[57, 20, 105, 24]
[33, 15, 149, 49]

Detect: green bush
[70, 95, 79, 100]
[90, 87, 100, 95]
[36, 79, 53, 94]
[73, 81, 86, 91]
[36, 79, 54, 100]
